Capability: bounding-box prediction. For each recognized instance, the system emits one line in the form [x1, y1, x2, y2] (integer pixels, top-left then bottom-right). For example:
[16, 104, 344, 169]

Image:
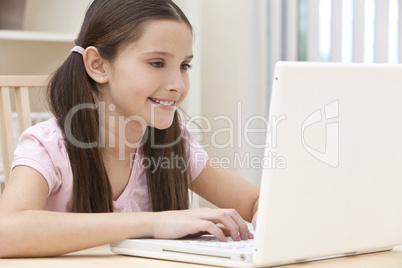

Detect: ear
[83, 46, 110, 84]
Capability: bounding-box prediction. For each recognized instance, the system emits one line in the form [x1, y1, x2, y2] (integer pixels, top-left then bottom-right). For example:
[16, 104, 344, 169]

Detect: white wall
[178, 0, 268, 186]
[23, 0, 92, 33]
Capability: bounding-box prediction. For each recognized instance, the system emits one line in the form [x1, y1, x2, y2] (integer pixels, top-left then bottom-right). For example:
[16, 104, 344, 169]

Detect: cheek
[114, 60, 153, 84]
[177, 75, 190, 103]
[178, 88, 190, 106]
[114, 70, 156, 97]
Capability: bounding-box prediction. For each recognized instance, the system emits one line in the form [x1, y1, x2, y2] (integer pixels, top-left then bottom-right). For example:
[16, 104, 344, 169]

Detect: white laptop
[111, 62, 402, 267]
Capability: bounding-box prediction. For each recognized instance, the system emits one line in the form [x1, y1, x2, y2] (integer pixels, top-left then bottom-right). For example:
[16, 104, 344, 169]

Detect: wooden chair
[0, 76, 49, 194]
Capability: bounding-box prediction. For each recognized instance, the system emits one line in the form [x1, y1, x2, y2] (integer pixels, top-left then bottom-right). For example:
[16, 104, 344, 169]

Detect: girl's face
[100, 20, 193, 130]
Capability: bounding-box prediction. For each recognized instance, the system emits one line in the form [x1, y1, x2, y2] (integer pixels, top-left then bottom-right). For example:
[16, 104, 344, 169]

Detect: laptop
[111, 61, 402, 267]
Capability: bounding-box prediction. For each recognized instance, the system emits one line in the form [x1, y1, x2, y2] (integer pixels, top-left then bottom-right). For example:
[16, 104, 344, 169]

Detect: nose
[166, 69, 187, 93]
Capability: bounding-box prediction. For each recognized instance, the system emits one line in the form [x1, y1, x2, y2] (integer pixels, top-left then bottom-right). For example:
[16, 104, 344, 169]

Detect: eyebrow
[143, 51, 193, 60]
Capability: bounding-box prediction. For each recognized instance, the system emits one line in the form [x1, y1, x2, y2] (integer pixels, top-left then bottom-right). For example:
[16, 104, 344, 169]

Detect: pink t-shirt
[12, 117, 208, 212]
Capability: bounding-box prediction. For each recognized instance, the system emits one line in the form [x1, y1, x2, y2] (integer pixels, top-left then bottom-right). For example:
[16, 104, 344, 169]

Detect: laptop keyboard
[168, 222, 255, 251]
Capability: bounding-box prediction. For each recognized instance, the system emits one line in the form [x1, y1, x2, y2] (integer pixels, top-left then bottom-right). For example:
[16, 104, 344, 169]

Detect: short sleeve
[11, 118, 69, 196]
[180, 123, 208, 184]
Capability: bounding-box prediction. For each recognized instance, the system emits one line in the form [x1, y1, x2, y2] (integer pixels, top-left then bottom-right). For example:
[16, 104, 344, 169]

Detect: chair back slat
[0, 76, 49, 194]
[15, 87, 32, 134]
[0, 86, 16, 188]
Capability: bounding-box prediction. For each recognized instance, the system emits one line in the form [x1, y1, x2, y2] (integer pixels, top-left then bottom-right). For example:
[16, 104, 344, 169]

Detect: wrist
[126, 212, 156, 239]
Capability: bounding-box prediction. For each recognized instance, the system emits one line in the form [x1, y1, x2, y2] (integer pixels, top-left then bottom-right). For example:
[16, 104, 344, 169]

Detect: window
[297, 0, 401, 63]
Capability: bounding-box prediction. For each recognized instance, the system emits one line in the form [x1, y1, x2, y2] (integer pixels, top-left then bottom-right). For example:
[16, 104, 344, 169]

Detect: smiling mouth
[149, 97, 176, 106]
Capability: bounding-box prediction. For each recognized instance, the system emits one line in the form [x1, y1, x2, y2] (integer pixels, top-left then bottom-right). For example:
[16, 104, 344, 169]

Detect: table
[0, 245, 401, 268]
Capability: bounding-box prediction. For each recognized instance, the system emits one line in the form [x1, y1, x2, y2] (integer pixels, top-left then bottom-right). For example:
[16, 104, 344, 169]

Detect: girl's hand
[152, 208, 253, 242]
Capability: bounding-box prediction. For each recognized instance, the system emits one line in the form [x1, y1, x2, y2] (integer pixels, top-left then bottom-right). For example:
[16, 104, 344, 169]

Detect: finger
[216, 224, 231, 236]
[198, 221, 227, 242]
[212, 209, 242, 241]
[216, 222, 251, 239]
[186, 231, 209, 238]
[198, 208, 248, 241]
[223, 209, 250, 240]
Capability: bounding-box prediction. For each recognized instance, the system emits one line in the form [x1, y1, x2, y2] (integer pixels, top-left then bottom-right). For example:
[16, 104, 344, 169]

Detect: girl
[0, 0, 259, 257]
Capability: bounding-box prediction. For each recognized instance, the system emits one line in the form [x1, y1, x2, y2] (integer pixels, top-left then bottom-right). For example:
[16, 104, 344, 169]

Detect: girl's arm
[0, 166, 249, 257]
[189, 159, 260, 226]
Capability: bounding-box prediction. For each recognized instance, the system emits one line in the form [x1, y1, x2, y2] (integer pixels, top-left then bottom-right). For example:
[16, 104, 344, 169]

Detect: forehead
[120, 20, 193, 57]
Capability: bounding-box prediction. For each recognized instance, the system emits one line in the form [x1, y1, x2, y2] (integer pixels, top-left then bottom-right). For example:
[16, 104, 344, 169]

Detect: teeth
[151, 98, 174, 106]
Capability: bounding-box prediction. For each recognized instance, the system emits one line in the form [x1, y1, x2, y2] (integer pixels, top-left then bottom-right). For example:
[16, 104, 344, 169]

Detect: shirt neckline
[112, 146, 143, 210]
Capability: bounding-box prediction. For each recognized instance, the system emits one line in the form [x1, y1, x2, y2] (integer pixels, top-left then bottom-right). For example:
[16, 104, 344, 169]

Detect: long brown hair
[48, 0, 192, 213]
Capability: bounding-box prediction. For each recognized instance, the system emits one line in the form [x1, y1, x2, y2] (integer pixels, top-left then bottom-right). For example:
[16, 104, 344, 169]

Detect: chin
[154, 125, 171, 130]
[152, 120, 174, 130]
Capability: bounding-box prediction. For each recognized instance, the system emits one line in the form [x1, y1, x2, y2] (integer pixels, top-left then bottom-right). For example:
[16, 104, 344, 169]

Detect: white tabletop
[0, 245, 401, 268]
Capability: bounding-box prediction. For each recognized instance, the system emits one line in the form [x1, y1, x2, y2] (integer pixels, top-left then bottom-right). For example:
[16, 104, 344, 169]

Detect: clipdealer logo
[301, 100, 339, 167]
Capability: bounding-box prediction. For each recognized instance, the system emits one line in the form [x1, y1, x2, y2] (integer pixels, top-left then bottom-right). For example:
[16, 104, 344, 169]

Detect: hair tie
[71, 46, 85, 56]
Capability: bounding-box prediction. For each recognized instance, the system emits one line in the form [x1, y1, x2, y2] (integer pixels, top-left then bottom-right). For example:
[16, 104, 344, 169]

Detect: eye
[181, 63, 193, 71]
[150, 61, 164, 68]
